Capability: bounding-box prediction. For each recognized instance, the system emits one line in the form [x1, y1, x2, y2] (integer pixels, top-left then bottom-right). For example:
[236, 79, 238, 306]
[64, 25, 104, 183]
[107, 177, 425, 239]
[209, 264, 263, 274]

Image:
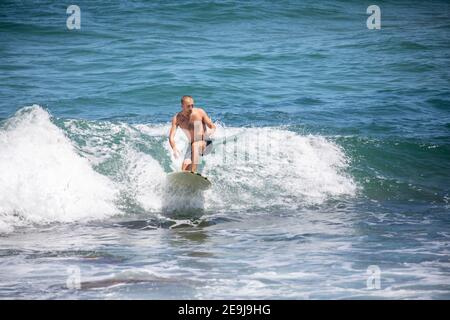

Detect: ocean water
[0, 0, 449, 299]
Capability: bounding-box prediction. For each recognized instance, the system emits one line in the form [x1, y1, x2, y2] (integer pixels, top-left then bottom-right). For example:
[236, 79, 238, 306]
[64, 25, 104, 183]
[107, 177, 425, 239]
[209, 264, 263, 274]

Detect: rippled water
[0, 0, 449, 299]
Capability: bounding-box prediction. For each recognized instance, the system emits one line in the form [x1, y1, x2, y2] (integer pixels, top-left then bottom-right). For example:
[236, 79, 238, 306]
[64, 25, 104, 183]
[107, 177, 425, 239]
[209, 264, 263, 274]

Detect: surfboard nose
[167, 171, 211, 191]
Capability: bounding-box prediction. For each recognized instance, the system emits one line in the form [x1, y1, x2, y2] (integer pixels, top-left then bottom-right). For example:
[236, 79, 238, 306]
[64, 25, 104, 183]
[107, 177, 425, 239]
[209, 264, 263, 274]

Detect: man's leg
[190, 140, 206, 172]
[182, 146, 192, 171]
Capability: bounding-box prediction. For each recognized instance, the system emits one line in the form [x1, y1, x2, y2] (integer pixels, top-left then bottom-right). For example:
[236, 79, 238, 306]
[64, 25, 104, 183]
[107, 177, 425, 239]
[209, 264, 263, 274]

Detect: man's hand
[204, 130, 215, 140]
[169, 115, 178, 157]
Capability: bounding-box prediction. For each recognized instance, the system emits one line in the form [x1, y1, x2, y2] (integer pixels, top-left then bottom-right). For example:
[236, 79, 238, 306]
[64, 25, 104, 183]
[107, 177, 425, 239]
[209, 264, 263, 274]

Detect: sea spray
[0, 105, 120, 233]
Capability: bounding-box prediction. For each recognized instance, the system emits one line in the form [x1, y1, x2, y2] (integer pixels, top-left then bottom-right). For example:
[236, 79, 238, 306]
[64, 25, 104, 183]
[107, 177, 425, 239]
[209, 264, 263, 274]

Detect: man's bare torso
[176, 108, 207, 143]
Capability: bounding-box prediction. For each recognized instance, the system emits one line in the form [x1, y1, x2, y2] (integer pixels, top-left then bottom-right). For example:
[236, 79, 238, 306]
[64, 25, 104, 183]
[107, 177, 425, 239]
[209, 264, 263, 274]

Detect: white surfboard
[167, 171, 212, 190]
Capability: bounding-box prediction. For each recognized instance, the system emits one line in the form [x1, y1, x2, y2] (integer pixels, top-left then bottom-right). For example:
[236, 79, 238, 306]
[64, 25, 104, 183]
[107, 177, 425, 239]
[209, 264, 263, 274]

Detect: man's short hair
[181, 95, 193, 104]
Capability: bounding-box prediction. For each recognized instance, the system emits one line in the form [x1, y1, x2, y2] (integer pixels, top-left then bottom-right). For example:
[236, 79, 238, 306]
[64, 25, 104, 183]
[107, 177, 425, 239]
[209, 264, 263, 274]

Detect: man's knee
[192, 141, 206, 154]
[192, 140, 205, 148]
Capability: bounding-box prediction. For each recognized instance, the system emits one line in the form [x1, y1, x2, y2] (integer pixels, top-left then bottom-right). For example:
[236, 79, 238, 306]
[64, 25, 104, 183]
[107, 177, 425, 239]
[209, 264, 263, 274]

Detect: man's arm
[201, 109, 216, 137]
[169, 115, 180, 157]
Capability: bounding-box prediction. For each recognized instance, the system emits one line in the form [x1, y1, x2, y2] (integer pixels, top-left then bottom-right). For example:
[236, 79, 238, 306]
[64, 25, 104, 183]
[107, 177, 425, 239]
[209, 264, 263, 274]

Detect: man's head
[181, 95, 194, 114]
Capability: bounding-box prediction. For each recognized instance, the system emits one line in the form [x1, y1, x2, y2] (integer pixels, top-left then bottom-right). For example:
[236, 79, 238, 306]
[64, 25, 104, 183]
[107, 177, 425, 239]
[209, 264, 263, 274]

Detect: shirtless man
[169, 96, 216, 172]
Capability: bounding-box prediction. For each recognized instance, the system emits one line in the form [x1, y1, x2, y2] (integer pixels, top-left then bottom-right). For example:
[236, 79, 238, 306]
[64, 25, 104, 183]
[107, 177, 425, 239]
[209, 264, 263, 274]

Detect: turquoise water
[0, 1, 449, 299]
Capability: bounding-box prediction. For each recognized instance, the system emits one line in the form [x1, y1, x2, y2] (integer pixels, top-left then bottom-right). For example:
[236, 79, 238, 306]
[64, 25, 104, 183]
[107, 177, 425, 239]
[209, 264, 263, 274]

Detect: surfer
[169, 95, 216, 172]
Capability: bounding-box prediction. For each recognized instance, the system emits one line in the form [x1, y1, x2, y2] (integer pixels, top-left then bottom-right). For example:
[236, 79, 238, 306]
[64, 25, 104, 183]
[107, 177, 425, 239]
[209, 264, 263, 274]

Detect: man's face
[182, 98, 194, 114]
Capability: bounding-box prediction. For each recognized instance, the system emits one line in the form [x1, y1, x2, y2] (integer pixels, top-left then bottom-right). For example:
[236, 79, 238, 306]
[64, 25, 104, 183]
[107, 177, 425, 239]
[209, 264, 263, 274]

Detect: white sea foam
[202, 127, 357, 210]
[123, 147, 166, 212]
[0, 105, 120, 233]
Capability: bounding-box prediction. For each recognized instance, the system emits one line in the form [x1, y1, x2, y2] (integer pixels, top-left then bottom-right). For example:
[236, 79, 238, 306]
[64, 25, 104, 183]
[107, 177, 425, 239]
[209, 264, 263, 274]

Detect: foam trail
[0, 105, 120, 233]
[203, 127, 357, 210]
[122, 147, 166, 212]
